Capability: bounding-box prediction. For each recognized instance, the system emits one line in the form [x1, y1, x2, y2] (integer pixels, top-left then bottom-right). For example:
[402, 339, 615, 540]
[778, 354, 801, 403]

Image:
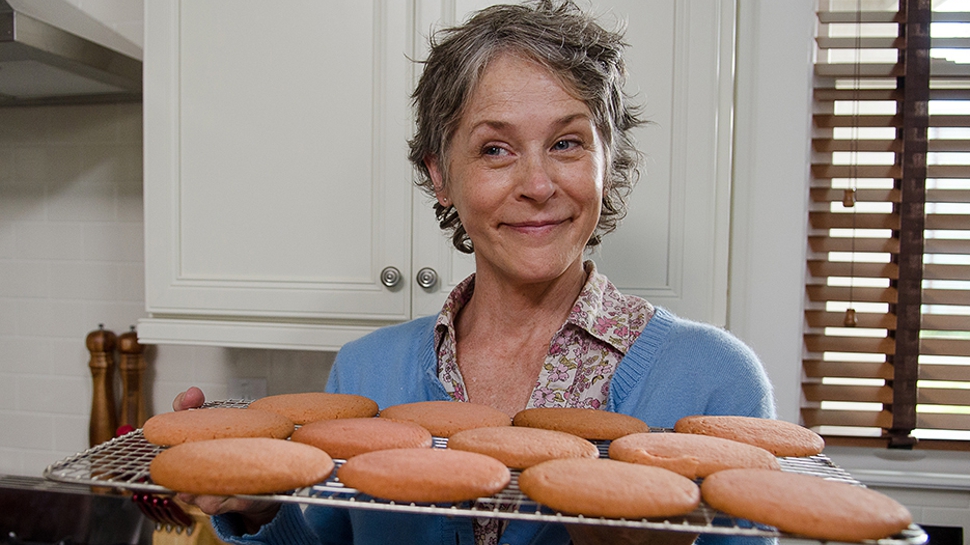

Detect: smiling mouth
[503, 219, 568, 233]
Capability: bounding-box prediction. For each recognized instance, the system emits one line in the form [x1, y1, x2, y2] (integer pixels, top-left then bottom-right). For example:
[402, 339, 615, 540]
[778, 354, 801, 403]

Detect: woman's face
[427, 52, 606, 287]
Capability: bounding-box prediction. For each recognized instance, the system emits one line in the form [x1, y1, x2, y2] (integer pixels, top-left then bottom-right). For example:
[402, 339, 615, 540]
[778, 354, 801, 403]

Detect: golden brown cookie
[336, 447, 511, 503]
[518, 458, 700, 519]
[291, 417, 433, 459]
[701, 469, 912, 542]
[142, 407, 294, 446]
[512, 407, 649, 440]
[378, 401, 510, 437]
[673, 415, 825, 457]
[447, 426, 599, 469]
[248, 392, 379, 425]
[149, 437, 334, 495]
[608, 432, 780, 479]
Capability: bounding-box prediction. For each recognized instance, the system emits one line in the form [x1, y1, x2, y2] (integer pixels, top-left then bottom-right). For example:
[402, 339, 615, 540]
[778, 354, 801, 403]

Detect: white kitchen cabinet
[139, 0, 736, 350]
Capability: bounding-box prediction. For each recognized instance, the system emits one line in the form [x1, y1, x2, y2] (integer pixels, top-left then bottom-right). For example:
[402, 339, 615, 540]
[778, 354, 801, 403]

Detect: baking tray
[43, 402, 928, 544]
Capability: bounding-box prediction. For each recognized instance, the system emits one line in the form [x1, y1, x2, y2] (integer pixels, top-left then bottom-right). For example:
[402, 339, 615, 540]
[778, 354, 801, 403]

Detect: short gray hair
[408, 0, 645, 253]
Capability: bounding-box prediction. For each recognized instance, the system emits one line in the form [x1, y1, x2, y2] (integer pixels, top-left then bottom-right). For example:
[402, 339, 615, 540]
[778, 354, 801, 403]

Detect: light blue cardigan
[214, 307, 776, 545]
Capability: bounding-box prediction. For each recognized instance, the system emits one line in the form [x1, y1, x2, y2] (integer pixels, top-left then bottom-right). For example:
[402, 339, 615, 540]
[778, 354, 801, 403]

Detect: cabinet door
[142, 1, 414, 347]
[412, 0, 735, 326]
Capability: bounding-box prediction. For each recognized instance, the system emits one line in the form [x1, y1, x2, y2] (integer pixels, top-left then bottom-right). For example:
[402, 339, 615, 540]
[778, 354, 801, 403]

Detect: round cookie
[149, 437, 334, 495]
[248, 392, 378, 425]
[291, 417, 433, 459]
[512, 407, 649, 440]
[337, 447, 511, 503]
[378, 401, 510, 437]
[518, 458, 700, 519]
[447, 426, 599, 469]
[608, 432, 780, 479]
[142, 407, 294, 446]
[673, 415, 825, 457]
[701, 469, 912, 542]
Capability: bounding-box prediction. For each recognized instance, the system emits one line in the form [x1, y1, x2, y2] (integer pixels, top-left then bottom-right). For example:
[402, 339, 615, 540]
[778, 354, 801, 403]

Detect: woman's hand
[568, 526, 698, 545]
[172, 386, 206, 411]
[169, 387, 281, 533]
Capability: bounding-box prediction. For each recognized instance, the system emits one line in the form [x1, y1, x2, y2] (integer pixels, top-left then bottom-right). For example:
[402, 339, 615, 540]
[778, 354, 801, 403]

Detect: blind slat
[807, 260, 899, 279]
[809, 211, 899, 230]
[803, 383, 893, 404]
[816, 64, 903, 78]
[813, 114, 900, 128]
[920, 363, 970, 381]
[805, 333, 896, 354]
[917, 413, 970, 432]
[918, 388, 970, 407]
[816, 11, 902, 24]
[802, 408, 893, 429]
[809, 187, 900, 202]
[924, 239, 970, 255]
[925, 189, 970, 203]
[921, 337, 970, 358]
[922, 289, 970, 306]
[806, 285, 897, 304]
[805, 310, 897, 329]
[807, 235, 899, 253]
[804, 359, 894, 379]
[922, 314, 970, 332]
[812, 138, 901, 153]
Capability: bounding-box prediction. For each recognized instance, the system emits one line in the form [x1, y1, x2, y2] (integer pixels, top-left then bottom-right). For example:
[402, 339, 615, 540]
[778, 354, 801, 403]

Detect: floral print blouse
[433, 261, 654, 545]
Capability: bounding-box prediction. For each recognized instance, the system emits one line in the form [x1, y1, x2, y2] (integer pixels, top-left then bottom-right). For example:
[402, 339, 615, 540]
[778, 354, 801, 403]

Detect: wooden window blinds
[807, 0, 970, 450]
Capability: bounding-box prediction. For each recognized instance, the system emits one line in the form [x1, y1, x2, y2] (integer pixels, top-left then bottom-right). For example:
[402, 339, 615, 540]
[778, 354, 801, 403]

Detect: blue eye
[553, 140, 575, 151]
[483, 146, 503, 156]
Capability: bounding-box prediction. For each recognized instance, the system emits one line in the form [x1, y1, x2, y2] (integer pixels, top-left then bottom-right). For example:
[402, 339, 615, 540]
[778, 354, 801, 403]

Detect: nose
[516, 152, 556, 203]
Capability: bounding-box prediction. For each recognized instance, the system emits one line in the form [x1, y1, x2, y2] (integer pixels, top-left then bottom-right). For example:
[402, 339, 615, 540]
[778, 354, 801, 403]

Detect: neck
[460, 259, 588, 333]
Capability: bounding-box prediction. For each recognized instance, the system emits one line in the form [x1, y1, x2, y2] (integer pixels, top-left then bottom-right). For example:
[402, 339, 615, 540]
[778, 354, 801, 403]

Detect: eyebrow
[467, 112, 593, 135]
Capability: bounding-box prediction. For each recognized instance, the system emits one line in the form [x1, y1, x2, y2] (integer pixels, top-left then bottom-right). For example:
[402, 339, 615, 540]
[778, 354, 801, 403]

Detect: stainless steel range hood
[0, 0, 141, 106]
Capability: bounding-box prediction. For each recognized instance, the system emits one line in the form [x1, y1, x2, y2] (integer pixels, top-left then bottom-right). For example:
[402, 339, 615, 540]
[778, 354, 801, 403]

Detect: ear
[425, 155, 450, 207]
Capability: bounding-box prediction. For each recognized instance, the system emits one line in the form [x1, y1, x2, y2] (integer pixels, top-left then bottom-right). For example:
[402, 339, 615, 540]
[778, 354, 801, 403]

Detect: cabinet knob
[380, 266, 402, 288]
[416, 267, 439, 289]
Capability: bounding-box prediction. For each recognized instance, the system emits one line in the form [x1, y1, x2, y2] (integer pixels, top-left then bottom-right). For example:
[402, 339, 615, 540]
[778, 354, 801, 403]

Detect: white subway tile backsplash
[46, 145, 85, 184]
[13, 147, 53, 183]
[79, 144, 141, 185]
[47, 182, 116, 222]
[0, 261, 49, 298]
[49, 339, 90, 378]
[49, 261, 120, 301]
[0, 337, 52, 374]
[52, 414, 89, 452]
[0, 109, 49, 144]
[15, 222, 84, 261]
[0, 374, 16, 410]
[0, 411, 54, 450]
[82, 223, 143, 262]
[18, 375, 89, 415]
[0, 448, 24, 475]
[116, 187, 143, 223]
[50, 105, 121, 144]
[0, 185, 46, 223]
[0, 225, 13, 259]
[23, 300, 90, 340]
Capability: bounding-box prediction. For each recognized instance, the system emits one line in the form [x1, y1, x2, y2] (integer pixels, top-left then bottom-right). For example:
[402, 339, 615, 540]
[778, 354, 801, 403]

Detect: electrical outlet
[228, 378, 267, 401]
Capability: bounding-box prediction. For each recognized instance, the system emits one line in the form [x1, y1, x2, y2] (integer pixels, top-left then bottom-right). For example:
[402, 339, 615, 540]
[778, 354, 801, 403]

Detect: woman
[176, 2, 775, 544]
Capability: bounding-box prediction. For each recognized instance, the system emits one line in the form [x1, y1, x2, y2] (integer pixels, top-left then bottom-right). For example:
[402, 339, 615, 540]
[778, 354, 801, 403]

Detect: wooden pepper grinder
[87, 324, 118, 447]
[118, 326, 147, 431]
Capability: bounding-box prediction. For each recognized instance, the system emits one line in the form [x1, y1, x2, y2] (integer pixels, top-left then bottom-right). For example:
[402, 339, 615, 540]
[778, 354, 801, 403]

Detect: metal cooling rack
[43, 403, 928, 544]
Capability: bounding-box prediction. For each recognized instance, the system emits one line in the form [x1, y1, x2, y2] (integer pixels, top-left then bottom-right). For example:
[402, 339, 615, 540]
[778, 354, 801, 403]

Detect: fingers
[173, 386, 206, 411]
[176, 493, 280, 531]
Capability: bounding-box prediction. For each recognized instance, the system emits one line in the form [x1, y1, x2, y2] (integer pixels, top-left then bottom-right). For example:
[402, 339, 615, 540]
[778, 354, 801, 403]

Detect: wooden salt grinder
[87, 325, 118, 447]
[118, 326, 147, 430]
